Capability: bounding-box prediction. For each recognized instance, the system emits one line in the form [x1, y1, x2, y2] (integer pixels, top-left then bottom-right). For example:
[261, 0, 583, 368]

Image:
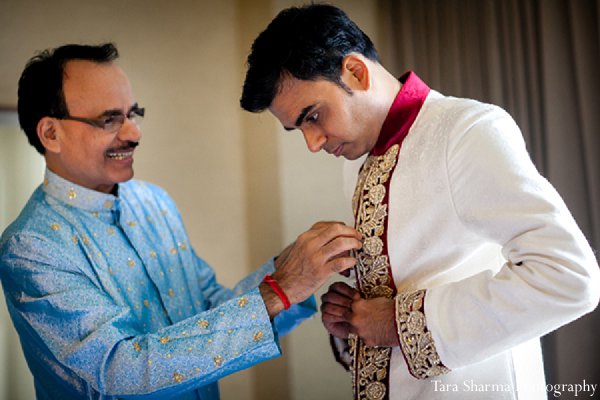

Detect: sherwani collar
[371, 71, 430, 156]
[42, 168, 120, 224]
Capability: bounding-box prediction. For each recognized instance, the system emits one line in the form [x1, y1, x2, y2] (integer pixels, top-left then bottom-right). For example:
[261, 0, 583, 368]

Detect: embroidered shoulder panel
[395, 290, 450, 379]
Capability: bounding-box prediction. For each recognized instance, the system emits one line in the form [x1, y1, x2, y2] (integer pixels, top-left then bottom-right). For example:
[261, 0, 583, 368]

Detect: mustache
[108, 141, 139, 152]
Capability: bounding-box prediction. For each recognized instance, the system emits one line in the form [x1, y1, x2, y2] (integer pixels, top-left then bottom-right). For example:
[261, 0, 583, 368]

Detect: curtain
[378, 0, 600, 388]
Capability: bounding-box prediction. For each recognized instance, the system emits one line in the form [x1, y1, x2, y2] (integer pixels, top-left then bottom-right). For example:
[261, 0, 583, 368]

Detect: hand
[274, 242, 294, 270]
[348, 296, 399, 347]
[268, 221, 362, 308]
[275, 222, 348, 271]
[321, 282, 357, 339]
[321, 281, 399, 347]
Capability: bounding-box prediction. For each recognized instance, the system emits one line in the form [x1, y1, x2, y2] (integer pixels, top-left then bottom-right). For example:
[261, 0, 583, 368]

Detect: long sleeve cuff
[395, 290, 450, 379]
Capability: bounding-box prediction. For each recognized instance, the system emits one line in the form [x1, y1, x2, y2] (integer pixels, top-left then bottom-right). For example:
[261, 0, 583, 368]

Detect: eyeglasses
[57, 105, 145, 133]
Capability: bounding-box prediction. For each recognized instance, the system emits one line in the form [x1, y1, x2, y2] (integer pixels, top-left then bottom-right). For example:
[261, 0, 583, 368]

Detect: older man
[0, 42, 362, 399]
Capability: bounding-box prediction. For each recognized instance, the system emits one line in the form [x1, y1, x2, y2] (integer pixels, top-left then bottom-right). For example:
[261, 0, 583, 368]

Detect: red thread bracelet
[263, 274, 291, 310]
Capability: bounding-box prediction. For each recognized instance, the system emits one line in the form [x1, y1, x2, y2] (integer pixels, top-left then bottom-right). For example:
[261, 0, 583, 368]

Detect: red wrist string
[263, 274, 291, 310]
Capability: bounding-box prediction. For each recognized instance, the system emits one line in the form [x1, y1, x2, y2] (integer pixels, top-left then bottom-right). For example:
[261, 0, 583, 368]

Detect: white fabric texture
[344, 90, 600, 399]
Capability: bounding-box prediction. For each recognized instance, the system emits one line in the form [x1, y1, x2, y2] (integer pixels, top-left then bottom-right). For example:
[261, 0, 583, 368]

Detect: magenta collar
[371, 71, 430, 156]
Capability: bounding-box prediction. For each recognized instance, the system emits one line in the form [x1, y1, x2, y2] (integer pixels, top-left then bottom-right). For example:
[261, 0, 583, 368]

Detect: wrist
[263, 274, 291, 309]
[259, 282, 284, 319]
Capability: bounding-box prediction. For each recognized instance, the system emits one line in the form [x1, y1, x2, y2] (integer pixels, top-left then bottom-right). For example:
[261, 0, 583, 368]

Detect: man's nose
[118, 118, 142, 142]
[302, 129, 326, 153]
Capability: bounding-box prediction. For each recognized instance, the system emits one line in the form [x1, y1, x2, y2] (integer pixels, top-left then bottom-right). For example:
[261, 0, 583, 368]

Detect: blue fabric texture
[0, 169, 316, 399]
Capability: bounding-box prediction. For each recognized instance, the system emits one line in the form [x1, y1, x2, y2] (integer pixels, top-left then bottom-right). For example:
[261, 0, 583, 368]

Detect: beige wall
[0, 1, 380, 398]
[0, 112, 44, 400]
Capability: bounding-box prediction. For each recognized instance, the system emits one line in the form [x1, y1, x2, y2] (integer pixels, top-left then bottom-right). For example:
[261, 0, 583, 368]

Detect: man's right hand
[320, 281, 358, 338]
[260, 221, 362, 318]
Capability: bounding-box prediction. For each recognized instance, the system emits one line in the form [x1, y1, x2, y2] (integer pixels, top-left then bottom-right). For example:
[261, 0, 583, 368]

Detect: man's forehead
[270, 77, 337, 128]
[63, 59, 120, 79]
[271, 78, 315, 118]
[62, 60, 133, 112]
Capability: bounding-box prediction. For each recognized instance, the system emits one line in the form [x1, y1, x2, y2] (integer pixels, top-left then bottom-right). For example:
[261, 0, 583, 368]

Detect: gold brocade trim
[353, 342, 392, 400]
[349, 145, 399, 400]
[395, 290, 450, 379]
[352, 144, 399, 299]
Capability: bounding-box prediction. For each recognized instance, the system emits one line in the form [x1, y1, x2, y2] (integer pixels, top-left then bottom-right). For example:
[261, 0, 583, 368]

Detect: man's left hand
[349, 296, 399, 347]
[321, 282, 400, 348]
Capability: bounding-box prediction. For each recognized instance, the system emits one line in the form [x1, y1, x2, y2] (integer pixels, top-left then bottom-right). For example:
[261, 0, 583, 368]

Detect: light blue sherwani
[0, 169, 316, 399]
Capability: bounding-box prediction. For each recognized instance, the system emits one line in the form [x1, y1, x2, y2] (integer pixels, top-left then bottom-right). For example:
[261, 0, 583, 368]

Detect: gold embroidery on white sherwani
[350, 143, 449, 398]
[350, 144, 399, 400]
[352, 145, 399, 299]
[395, 291, 450, 379]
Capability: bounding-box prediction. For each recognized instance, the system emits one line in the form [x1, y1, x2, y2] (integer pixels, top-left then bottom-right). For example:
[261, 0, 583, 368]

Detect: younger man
[241, 4, 600, 399]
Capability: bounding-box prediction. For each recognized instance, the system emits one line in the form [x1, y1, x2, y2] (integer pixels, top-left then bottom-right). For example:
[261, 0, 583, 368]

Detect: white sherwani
[342, 72, 600, 399]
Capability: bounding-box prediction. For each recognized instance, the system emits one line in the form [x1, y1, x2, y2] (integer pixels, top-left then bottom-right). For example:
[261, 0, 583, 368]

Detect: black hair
[240, 3, 380, 113]
[17, 43, 119, 154]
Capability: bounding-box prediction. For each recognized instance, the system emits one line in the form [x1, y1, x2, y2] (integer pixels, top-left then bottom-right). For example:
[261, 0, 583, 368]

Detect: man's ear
[37, 117, 61, 154]
[341, 53, 371, 91]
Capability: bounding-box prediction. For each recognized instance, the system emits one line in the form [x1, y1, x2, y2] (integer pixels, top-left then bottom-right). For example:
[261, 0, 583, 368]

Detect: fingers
[329, 250, 351, 260]
[321, 292, 352, 311]
[321, 236, 362, 263]
[303, 222, 362, 248]
[293, 222, 362, 276]
[321, 304, 352, 320]
[274, 222, 361, 305]
[327, 254, 358, 274]
[322, 223, 362, 241]
[317, 235, 362, 275]
[326, 282, 357, 298]
[321, 320, 354, 339]
[310, 220, 347, 230]
[321, 283, 357, 326]
[323, 289, 399, 347]
[321, 293, 352, 309]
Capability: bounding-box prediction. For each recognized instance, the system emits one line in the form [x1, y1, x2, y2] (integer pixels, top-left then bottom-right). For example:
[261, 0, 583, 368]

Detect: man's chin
[343, 152, 361, 161]
[112, 168, 135, 184]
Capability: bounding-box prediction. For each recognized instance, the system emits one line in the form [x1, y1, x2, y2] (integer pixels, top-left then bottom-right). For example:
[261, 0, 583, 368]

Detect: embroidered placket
[350, 144, 399, 400]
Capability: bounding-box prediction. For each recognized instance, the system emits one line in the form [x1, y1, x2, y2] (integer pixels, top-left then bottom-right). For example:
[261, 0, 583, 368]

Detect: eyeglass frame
[55, 104, 145, 133]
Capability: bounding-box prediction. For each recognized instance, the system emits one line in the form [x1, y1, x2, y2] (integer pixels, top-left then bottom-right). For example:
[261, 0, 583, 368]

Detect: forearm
[100, 291, 279, 396]
[12, 287, 279, 397]
[259, 280, 286, 319]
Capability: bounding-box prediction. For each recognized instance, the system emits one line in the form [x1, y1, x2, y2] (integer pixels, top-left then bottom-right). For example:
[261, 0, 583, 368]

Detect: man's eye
[102, 115, 118, 125]
[102, 114, 125, 129]
[306, 113, 319, 123]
